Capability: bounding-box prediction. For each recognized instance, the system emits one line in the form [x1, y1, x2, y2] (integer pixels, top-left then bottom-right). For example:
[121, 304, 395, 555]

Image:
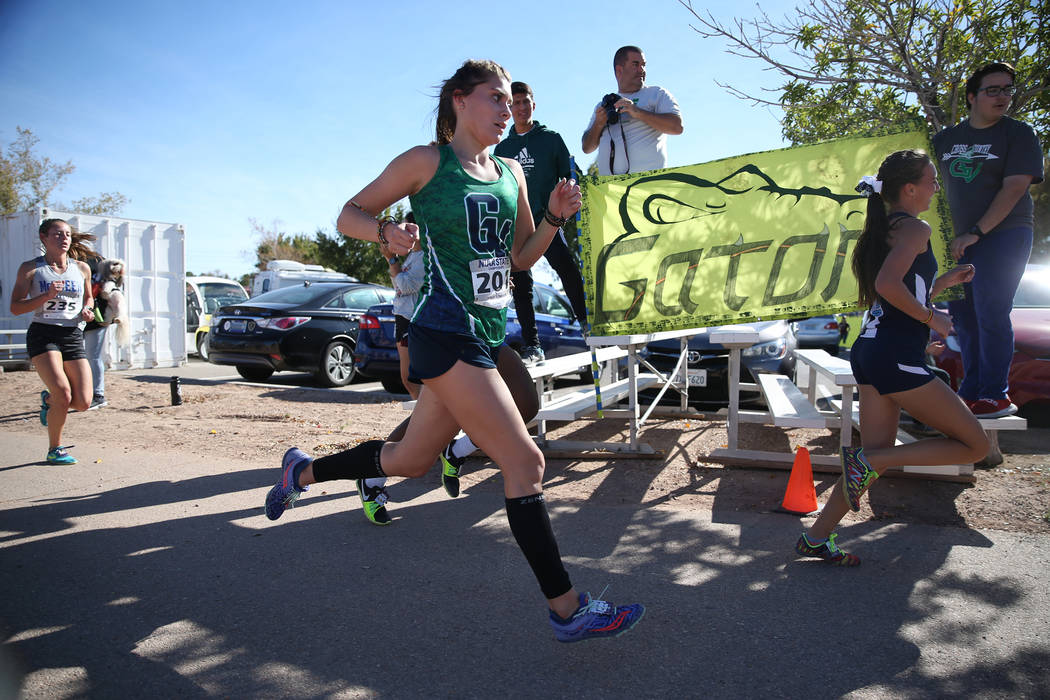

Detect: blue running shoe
[39, 390, 49, 427]
[841, 446, 877, 512]
[46, 446, 77, 465]
[549, 591, 645, 643]
[265, 447, 310, 520]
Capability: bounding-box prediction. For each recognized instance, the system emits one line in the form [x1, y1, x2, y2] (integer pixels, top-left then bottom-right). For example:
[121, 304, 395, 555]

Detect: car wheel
[236, 365, 274, 381]
[381, 377, 408, 394]
[318, 340, 356, 387]
[197, 332, 210, 361]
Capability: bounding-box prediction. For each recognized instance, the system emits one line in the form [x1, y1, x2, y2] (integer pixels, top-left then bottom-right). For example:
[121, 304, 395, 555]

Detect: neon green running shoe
[795, 532, 860, 566]
[356, 479, 391, 526]
[440, 439, 464, 498]
[841, 446, 877, 512]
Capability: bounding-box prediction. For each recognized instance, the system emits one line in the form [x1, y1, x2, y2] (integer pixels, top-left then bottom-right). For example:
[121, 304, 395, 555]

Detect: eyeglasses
[978, 84, 1015, 97]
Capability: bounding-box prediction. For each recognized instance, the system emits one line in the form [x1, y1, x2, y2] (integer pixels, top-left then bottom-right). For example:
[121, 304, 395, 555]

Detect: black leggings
[511, 232, 587, 346]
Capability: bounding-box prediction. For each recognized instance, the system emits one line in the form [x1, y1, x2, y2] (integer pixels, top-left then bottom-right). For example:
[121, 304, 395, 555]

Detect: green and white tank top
[408, 144, 519, 347]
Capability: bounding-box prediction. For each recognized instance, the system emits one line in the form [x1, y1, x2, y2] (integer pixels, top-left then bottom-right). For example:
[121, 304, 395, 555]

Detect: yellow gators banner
[578, 128, 952, 337]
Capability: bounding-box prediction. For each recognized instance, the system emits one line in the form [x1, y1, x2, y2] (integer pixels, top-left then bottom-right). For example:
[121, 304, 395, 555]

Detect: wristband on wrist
[968, 223, 984, 237]
[377, 217, 397, 246]
[921, 307, 934, 325]
[543, 209, 568, 228]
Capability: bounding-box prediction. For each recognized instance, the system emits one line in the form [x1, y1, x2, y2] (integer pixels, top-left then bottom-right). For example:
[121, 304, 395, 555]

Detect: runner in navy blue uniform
[795, 150, 988, 566]
[261, 59, 644, 642]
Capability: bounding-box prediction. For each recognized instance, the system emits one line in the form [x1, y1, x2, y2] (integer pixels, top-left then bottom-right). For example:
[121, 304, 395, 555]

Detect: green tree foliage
[681, 0, 1049, 253]
[251, 218, 320, 269]
[681, 0, 1048, 147]
[312, 203, 410, 286]
[1, 126, 128, 215]
[68, 192, 131, 215]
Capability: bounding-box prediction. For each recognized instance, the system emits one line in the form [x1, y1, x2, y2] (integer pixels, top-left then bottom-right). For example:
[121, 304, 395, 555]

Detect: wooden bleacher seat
[756, 373, 825, 428]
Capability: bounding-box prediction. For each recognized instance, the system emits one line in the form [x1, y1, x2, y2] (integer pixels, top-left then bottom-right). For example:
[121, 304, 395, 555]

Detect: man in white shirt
[582, 46, 683, 175]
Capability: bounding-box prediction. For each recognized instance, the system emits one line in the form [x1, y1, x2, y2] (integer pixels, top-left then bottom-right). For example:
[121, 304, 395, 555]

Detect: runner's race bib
[41, 293, 82, 321]
[469, 256, 511, 309]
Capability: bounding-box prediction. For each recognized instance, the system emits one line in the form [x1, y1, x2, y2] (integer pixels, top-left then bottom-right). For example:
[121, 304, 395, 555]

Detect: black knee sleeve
[505, 493, 572, 600]
[311, 439, 386, 483]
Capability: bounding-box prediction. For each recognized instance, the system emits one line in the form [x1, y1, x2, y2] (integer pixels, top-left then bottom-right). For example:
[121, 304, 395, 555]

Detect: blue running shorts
[407, 322, 501, 383]
[850, 336, 935, 395]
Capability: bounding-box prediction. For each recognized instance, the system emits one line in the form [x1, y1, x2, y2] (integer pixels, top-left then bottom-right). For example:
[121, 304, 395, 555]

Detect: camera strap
[606, 121, 630, 175]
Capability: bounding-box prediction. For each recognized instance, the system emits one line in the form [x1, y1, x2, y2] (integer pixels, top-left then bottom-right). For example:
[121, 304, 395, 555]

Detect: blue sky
[1, 0, 796, 281]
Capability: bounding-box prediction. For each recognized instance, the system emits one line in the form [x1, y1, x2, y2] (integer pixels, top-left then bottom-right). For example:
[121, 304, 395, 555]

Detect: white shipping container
[1, 208, 187, 369]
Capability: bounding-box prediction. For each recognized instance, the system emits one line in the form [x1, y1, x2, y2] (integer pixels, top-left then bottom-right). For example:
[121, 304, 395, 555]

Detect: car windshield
[198, 282, 248, 313]
[248, 284, 348, 305]
[1013, 268, 1050, 308]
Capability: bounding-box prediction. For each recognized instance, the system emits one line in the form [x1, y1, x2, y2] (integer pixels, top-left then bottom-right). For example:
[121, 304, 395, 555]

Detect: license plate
[687, 369, 708, 387]
[227, 319, 248, 333]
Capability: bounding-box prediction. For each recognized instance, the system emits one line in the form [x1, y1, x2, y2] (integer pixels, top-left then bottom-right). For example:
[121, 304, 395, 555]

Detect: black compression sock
[311, 440, 386, 483]
[505, 493, 572, 600]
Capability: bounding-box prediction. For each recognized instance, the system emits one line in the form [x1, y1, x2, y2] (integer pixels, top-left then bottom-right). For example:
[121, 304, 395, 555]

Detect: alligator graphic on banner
[577, 128, 953, 337]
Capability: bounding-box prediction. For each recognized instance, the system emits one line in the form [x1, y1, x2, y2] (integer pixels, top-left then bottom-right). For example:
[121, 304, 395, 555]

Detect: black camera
[601, 93, 621, 124]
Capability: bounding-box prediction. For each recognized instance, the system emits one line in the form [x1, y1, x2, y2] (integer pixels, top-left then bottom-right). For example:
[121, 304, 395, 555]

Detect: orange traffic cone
[780, 446, 818, 514]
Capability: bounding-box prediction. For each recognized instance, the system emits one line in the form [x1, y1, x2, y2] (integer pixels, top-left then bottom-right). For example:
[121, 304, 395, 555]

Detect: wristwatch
[967, 223, 984, 237]
[388, 256, 398, 265]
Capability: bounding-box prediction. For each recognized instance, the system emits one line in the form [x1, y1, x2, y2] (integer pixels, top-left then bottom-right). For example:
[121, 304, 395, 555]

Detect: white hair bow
[855, 175, 883, 197]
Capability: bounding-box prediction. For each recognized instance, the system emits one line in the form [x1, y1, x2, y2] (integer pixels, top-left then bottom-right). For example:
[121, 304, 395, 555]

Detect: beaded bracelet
[544, 209, 568, 228]
[377, 217, 398, 246]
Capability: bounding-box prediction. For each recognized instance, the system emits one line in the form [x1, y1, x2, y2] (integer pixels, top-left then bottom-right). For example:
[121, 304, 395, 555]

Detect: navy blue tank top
[858, 212, 938, 341]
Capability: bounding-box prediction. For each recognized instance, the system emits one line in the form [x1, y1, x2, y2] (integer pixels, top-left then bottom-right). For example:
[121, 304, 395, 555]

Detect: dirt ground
[2, 368, 1048, 534]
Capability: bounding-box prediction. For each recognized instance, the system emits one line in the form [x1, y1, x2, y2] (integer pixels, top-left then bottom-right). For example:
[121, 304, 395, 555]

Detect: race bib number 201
[469, 256, 511, 309]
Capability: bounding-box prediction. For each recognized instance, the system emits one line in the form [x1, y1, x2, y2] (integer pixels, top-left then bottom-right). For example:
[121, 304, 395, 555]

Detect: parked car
[355, 282, 587, 393]
[207, 281, 394, 386]
[640, 320, 799, 407]
[791, 315, 841, 354]
[932, 263, 1050, 409]
[186, 276, 249, 360]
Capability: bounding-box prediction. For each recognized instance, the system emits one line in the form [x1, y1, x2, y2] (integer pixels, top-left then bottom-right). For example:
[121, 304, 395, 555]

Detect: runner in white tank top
[9, 218, 97, 465]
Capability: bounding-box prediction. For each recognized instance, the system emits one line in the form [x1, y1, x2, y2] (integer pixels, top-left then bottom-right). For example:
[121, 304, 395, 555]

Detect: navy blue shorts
[26, 322, 87, 361]
[407, 323, 501, 383]
[850, 336, 934, 395]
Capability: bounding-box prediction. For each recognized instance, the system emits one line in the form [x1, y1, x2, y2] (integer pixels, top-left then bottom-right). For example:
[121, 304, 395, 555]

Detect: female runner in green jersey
[263, 59, 643, 643]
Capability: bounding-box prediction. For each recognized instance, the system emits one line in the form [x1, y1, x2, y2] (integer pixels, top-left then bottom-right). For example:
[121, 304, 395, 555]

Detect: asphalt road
[1, 434, 1048, 698]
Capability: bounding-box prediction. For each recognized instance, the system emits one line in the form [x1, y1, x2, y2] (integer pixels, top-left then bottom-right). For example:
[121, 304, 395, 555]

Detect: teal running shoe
[440, 439, 464, 498]
[549, 591, 644, 643]
[841, 445, 877, 512]
[795, 532, 860, 567]
[46, 446, 77, 465]
[39, 390, 49, 427]
[265, 447, 310, 520]
[356, 479, 391, 526]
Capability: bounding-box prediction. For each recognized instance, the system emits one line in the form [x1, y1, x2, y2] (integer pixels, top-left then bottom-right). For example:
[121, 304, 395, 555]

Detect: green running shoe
[440, 439, 464, 498]
[841, 445, 877, 512]
[795, 532, 860, 566]
[356, 479, 391, 526]
[46, 446, 77, 465]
